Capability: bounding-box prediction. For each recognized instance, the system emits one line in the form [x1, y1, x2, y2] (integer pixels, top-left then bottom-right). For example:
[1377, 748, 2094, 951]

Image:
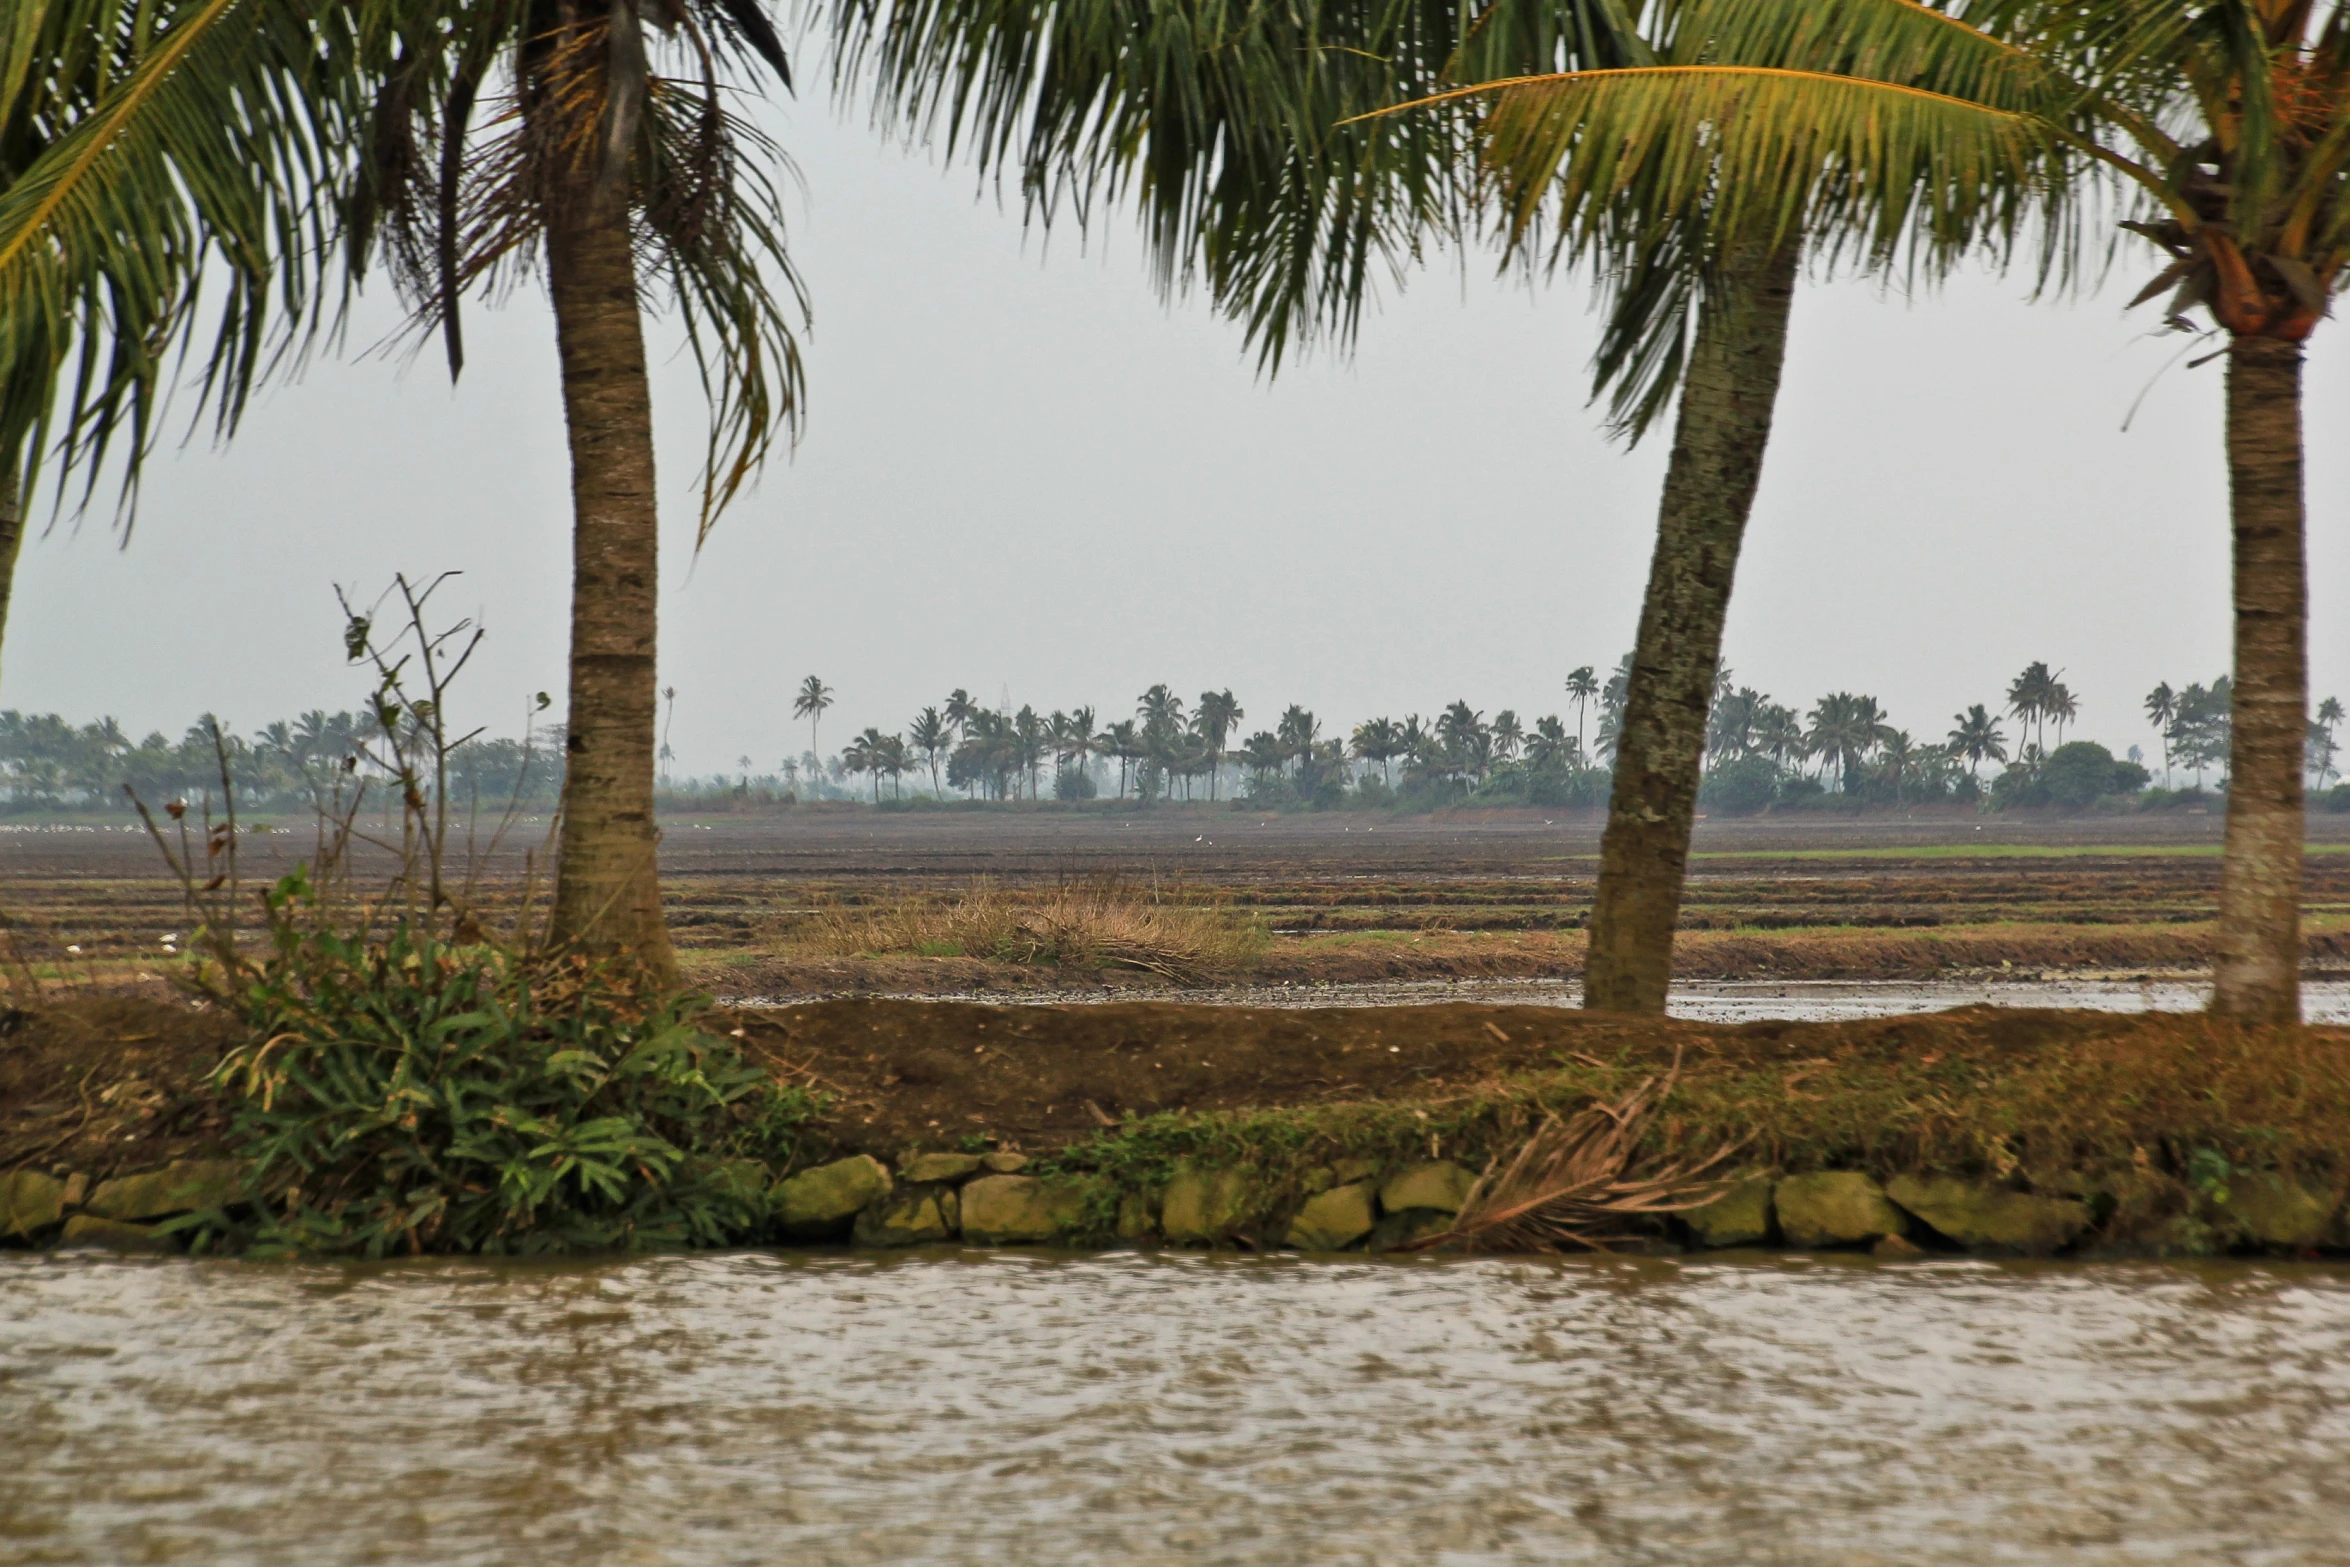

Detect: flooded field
[5, 1248, 2348, 1565]
[15, 809, 2350, 995]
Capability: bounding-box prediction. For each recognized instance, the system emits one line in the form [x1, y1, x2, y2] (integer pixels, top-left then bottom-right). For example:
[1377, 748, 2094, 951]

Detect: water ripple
[3, 1250, 2348, 1564]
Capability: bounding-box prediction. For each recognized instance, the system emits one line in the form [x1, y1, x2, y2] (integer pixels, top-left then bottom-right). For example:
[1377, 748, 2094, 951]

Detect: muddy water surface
[5, 1249, 2349, 1565]
[773, 977, 2350, 1023]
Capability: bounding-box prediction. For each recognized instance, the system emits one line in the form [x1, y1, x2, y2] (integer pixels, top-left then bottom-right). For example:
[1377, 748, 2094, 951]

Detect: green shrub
[1699, 754, 1780, 816]
[209, 874, 821, 1257]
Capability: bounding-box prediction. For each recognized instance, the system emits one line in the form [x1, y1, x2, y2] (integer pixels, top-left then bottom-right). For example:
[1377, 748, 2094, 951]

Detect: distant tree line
[0, 709, 561, 815]
[11, 657, 2347, 818]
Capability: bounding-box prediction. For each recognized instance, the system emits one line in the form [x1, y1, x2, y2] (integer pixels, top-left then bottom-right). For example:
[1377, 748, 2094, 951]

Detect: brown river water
[5, 1248, 2349, 1565]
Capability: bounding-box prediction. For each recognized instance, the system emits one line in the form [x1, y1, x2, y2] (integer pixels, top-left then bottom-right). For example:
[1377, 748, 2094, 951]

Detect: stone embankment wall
[8, 1151, 2348, 1258]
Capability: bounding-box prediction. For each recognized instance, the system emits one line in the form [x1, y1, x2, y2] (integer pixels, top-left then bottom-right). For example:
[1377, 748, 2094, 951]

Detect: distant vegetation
[9, 661, 2344, 820]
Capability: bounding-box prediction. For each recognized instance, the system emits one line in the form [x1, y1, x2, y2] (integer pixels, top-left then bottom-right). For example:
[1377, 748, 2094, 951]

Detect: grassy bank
[7, 991, 2349, 1258]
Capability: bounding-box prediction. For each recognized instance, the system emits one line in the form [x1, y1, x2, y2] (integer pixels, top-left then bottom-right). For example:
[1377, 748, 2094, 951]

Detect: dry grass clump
[802, 880, 1266, 982]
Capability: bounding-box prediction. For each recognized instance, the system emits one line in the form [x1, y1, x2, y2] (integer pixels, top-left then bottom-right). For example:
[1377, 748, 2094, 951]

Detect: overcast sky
[5, 82, 2345, 777]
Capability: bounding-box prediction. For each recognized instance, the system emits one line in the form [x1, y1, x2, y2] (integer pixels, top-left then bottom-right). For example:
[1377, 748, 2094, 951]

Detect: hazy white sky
[5, 82, 2344, 776]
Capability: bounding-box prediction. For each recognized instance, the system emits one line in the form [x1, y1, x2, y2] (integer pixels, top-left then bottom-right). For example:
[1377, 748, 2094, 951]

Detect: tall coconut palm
[1192, 688, 1242, 800]
[2008, 661, 2058, 750]
[357, 0, 806, 976]
[1806, 692, 1889, 795]
[7, 1, 809, 976]
[2144, 682, 2179, 785]
[828, 0, 2042, 1016]
[909, 704, 950, 795]
[795, 675, 835, 764]
[1629, 0, 2349, 1017]
[1948, 704, 2008, 779]
[1350, 716, 1404, 786]
[1564, 667, 1600, 753]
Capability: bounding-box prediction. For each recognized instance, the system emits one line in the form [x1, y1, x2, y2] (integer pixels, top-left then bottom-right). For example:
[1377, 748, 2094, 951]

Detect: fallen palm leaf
[1406, 1050, 1745, 1253]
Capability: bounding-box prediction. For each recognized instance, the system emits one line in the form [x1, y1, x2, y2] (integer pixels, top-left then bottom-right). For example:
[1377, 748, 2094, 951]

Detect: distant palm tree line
[9, 658, 2340, 814]
[730, 660, 2346, 809]
[0, 708, 560, 812]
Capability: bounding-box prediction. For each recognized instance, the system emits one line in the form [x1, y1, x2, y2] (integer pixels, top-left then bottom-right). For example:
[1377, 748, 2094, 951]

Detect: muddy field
[9, 805, 2350, 994]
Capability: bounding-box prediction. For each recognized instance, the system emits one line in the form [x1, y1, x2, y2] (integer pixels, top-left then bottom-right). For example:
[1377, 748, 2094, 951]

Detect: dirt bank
[0, 997, 241, 1176]
[13, 993, 2350, 1262]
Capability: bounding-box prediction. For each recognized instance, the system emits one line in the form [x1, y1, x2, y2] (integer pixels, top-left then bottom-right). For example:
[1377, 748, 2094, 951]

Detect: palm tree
[2144, 683, 2179, 786]
[2317, 698, 2345, 788]
[944, 688, 978, 740]
[1276, 706, 1321, 772]
[909, 706, 950, 796]
[1661, 0, 2350, 1019]
[1564, 667, 1600, 754]
[1350, 717, 1405, 786]
[1807, 693, 1889, 796]
[7, 3, 812, 973]
[2045, 681, 2079, 748]
[1948, 705, 2008, 780]
[2008, 662, 2055, 753]
[795, 676, 835, 767]
[831, 0, 2034, 1016]
[1013, 705, 1048, 798]
[1757, 704, 1809, 773]
[1192, 689, 1243, 800]
[1437, 700, 1491, 782]
[1879, 729, 1919, 806]
[845, 728, 886, 800]
[1491, 710, 1524, 765]
[1100, 719, 1141, 799]
[282, 1, 811, 970]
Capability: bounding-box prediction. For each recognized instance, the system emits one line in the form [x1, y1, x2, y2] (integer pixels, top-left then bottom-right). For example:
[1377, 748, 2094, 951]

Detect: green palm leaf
[0, 0, 358, 515]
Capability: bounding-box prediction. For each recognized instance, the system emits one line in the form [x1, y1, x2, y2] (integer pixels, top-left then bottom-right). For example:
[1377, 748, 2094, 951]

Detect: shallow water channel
[819, 976, 2350, 1024]
[6, 1249, 2349, 1564]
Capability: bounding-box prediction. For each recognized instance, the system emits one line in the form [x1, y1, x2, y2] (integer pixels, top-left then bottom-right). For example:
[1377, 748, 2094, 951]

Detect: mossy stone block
[1285, 1183, 1376, 1252]
[852, 1185, 958, 1247]
[961, 1175, 1092, 1244]
[773, 1155, 892, 1240]
[1774, 1173, 1905, 1248]
[1682, 1177, 1775, 1248]
[1116, 1192, 1156, 1241]
[59, 1215, 178, 1254]
[1886, 1175, 2090, 1254]
[1161, 1166, 1254, 1244]
[981, 1152, 1032, 1174]
[2, 1170, 65, 1239]
[2213, 1173, 2335, 1249]
[901, 1152, 986, 1185]
[86, 1160, 248, 1222]
[1379, 1161, 1475, 1216]
[1369, 1208, 1455, 1253]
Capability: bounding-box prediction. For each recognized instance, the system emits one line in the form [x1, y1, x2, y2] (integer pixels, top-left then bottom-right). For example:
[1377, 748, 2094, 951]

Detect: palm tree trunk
[543, 165, 676, 979]
[1585, 241, 1799, 1014]
[0, 467, 24, 685]
[2211, 336, 2306, 1023]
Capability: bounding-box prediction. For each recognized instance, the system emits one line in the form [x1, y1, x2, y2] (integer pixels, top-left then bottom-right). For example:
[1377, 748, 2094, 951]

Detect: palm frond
[1406, 1052, 1744, 1253]
[0, 0, 360, 521]
[825, 0, 1650, 367]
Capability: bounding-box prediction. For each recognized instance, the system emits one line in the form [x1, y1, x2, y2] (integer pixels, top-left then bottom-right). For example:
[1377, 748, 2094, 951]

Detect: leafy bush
[2043, 742, 2150, 807]
[1699, 754, 1780, 816]
[209, 874, 819, 1257]
[1997, 743, 2151, 810]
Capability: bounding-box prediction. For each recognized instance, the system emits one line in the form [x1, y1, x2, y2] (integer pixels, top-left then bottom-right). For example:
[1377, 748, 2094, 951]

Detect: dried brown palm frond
[1407, 1051, 1744, 1254]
